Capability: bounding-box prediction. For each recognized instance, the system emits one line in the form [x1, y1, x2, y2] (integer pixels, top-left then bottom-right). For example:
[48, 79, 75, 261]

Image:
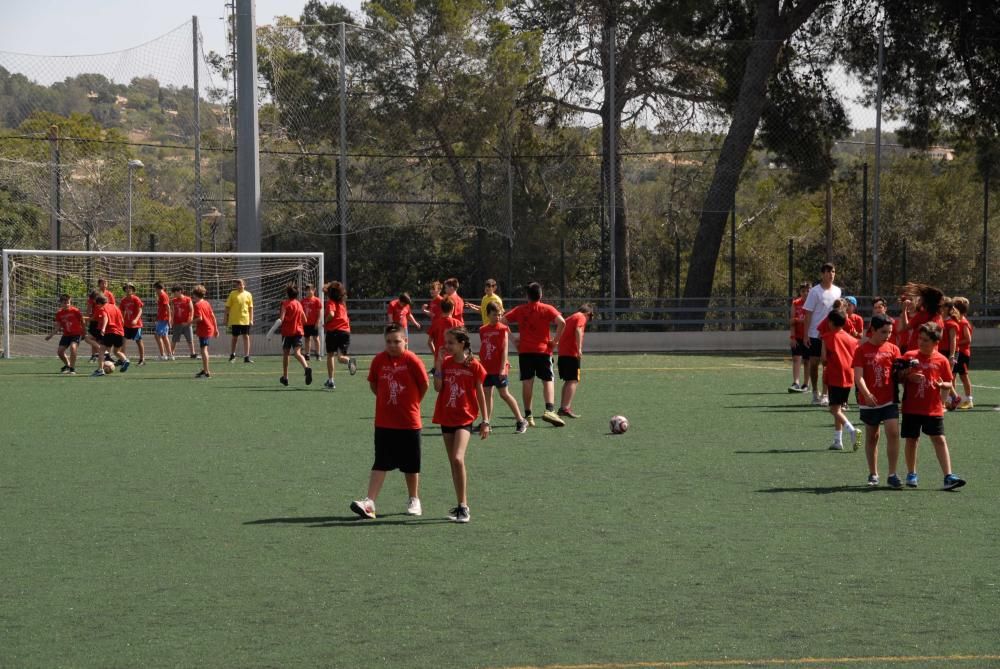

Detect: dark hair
[821, 263, 836, 273]
[440, 297, 455, 314]
[153, 281, 164, 290]
[326, 281, 346, 302]
[484, 278, 497, 288]
[383, 323, 404, 337]
[170, 284, 183, 293]
[286, 283, 299, 299]
[579, 303, 594, 317]
[525, 282, 542, 301]
[486, 301, 501, 316]
[447, 327, 472, 352]
[398, 292, 412, 306]
[899, 282, 943, 316]
[798, 282, 811, 292]
[304, 283, 315, 292]
[870, 314, 893, 331]
[953, 296, 969, 315]
[192, 284, 207, 298]
[97, 277, 108, 286]
[872, 296, 886, 307]
[918, 321, 942, 342]
[59, 293, 71, 302]
[828, 309, 847, 327]
[444, 277, 459, 290]
[94, 294, 108, 305]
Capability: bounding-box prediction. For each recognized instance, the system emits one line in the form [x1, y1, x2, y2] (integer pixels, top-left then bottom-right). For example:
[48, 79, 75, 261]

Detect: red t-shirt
[958, 319, 973, 356]
[852, 340, 901, 408]
[102, 289, 116, 306]
[817, 317, 831, 337]
[477, 322, 509, 375]
[120, 294, 144, 328]
[845, 313, 864, 338]
[432, 355, 486, 427]
[901, 349, 953, 416]
[445, 293, 465, 324]
[504, 301, 561, 354]
[302, 296, 323, 328]
[280, 299, 306, 337]
[368, 350, 428, 430]
[821, 328, 858, 388]
[940, 319, 960, 354]
[558, 312, 588, 358]
[324, 299, 351, 332]
[156, 290, 170, 321]
[387, 299, 411, 326]
[193, 299, 218, 338]
[55, 306, 84, 336]
[88, 289, 116, 318]
[791, 297, 806, 340]
[428, 316, 463, 352]
[426, 295, 443, 321]
[102, 303, 125, 336]
[904, 311, 943, 351]
[172, 296, 193, 324]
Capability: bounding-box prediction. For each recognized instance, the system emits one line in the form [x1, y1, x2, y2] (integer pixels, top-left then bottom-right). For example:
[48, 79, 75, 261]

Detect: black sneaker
[229, 353, 236, 363]
[195, 370, 208, 378]
[515, 420, 528, 434]
[448, 505, 470, 523]
[304, 367, 313, 385]
[280, 376, 289, 386]
[88, 354, 99, 363]
[244, 356, 254, 364]
[190, 354, 198, 359]
[59, 364, 69, 373]
[120, 360, 131, 373]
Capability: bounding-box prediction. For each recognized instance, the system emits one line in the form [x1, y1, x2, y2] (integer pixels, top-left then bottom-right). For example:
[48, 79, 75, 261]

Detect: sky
[0, 0, 363, 59]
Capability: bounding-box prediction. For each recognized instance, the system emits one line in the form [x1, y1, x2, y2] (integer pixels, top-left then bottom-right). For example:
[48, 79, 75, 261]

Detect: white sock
[967, 395, 973, 402]
[844, 419, 855, 432]
[834, 430, 843, 445]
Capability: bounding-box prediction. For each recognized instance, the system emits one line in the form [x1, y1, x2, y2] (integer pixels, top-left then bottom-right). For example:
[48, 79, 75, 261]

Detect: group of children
[789, 275, 970, 490]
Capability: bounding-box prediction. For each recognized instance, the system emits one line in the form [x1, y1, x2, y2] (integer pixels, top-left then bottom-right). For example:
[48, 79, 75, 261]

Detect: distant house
[926, 146, 955, 161]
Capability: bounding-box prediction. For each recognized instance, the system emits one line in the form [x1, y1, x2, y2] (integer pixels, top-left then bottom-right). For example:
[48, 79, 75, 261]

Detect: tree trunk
[681, 7, 784, 326]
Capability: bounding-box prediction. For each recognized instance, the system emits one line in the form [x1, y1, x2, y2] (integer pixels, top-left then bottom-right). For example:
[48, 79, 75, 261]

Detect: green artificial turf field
[2, 353, 999, 669]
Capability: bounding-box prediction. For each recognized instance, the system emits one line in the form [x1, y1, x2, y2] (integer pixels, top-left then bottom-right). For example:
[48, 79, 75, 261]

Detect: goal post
[1, 250, 324, 359]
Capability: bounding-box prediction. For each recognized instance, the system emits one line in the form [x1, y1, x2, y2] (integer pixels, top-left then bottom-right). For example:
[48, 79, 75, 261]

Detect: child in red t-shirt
[555, 303, 594, 419]
[350, 324, 430, 520]
[421, 280, 444, 323]
[169, 285, 196, 360]
[478, 303, 527, 433]
[272, 283, 312, 386]
[788, 282, 810, 393]
[952, 296, 974, 410]
[323, 280, 356, 388]
[433, 327, 489, 523]
[898, 322, 965, 490]
[843, 296, 864, 340]
[387, 293, 421, 334]
[120, 282, 146, 366]
[191, 284, 218, 378]
[427, 298, 463, 372]
[153, 281, 172, 360]
[301, 283, 324, 362]
[852, 314, 902, 487]
[820, 309, 860, 451]
[93, 294, 130, 375]
[46, 293, 84, 374]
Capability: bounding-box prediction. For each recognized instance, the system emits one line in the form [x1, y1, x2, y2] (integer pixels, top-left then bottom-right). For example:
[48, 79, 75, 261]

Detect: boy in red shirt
[93, 294, 129, 375]
[421, 280, 444, 322]
[852, 314, 902, 487]
[442, 277, 465, 325]
[301, 283, 323, 362]
[119, 282, 146, 366]
[152, 281, 172, 360]
[820, 309, 859, 451]
[191, 284, 218, 378]
[351, 324, 430, 520]
[501, 282, 566, 427]
[788, 282, 810, 393]
[84, 278, 114, 362]
[433, 327, 490, 523]
[843, 296, 864, 339]
[555, 303, 594, 419]
[387, 293, 421, 335]
[45, 293, 84, 374]
[427, 298, 463, 373]
[169, 285, 195, 360]
[952, 296, 974, 410]
[478, 302, 527, 433]
[898, 322, 966, 490]
[323, 280, 356, 388]
[273, 283, 312, 386]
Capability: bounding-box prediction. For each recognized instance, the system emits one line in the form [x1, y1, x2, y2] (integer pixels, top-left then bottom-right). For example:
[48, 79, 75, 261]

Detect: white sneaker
[845, 425, 861, 452]
[169, 355, 176, 361]
[350, 497, 376, 519]
[406, 497, 422, 516]
[811, 395, 822, 406]
[820, 395, 830, 407]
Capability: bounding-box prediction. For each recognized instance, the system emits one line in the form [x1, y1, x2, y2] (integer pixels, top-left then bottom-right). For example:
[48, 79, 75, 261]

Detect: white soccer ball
[103, 360, 115, 374]
[609, 415, 629, 434]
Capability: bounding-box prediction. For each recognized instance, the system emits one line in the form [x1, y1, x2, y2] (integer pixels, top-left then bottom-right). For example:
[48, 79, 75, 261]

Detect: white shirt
[803, 282, 842, 338]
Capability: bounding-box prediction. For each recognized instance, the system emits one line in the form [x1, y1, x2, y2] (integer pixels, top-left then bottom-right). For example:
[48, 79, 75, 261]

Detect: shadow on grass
[245, 513, 452, 528]
[734, 448, 827, 454]
[756, 485, 898, 494]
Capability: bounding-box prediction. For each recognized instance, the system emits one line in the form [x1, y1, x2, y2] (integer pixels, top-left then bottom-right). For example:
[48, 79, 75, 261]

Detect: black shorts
[827, 385, 851, 406]
[282, 335, 303, 351]
[124, 327, 142, 341]
[88, 321, 101, 338]
[791, 338, 810, 358]
[102, 333, 124, 349]
[901, 413, 945, 438]
[303, 325, 319, 337]
[808, 337, 822, 359]
[483, 373, 508, 388]
[325, 330, 350, 355]
[372, 427, 421, 474]
[230, 324, 250, 336]
[441, 424, 474, 434]
[58, 335, 81, 348]
[519, 353, 553, 382]
[953, 352, 970, 375]
[859, 404, 899, 427]
[171, 325, 192, 343]
[558, 355, 581, 382]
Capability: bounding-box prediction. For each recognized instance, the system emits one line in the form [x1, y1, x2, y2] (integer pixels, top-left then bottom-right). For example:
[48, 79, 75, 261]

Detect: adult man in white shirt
[802, 262, 842, 405]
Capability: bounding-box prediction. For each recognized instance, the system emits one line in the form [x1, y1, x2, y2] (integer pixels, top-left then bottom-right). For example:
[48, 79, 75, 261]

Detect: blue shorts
[124, 327, 142, 341]
[156, 320, 169, 337]
[198, 337, 211, 348]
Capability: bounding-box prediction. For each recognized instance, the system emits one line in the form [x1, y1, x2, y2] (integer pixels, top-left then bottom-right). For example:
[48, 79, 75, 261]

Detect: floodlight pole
[338, 22, 348, 287]
[871, 20, 885, 297]
[2, 250, 10, 358]
[607, 20, 617, 332]
[193, 15, 204, 254]
[127, 159, 144, 252]
[235, 0, 261, 254]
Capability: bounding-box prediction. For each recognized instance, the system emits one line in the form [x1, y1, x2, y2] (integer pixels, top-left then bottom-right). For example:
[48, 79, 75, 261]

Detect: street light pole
[127, 159, 144, 251]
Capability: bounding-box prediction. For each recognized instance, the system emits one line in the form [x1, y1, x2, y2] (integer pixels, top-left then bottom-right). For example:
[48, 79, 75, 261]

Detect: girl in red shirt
[478, 303, 527, 433]
[323, 281, 356, 388]
[433, 327, 489, 523]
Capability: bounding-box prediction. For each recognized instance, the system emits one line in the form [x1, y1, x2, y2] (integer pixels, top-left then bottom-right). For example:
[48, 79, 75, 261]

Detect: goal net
[2, 250, 323, 358]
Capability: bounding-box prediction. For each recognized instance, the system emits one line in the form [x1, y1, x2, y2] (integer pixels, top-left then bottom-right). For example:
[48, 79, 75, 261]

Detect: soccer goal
[1, 250, 324, 358]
